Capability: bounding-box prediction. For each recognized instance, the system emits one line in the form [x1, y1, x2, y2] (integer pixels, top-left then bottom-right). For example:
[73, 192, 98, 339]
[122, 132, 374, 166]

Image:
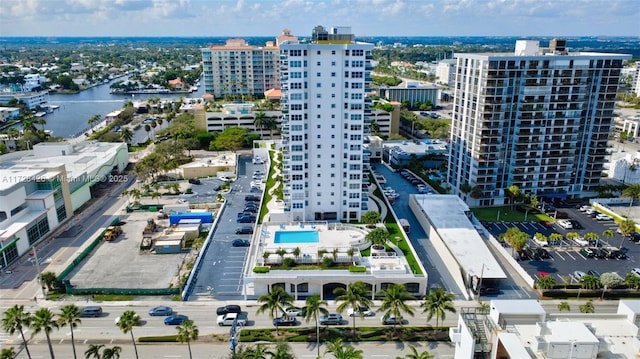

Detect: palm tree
[31, 308, 59, 359]
[623, 183, 640, 214]
[420, 288, 456, 331]
[144, 124, 151, 141]
[116, 310, 141, 359]
[87, 114, 101, 130]
[334, 281, 373, 333]
[40, 271, 59, 291]
[303, 294, 329, 358]
[120, 127, 133, 144]
[323, 338, 363, 359]
[176, 320, 199, 359]
[256, 286, 294, 336]
[396, 345, 433, 359]
[580, 301, 595, 313]
[101, 346, 122, 359]
[535, 276, 556, 290]
[378, 284, 416, 336]
[557, 301, 571, 312]
[254, 111, 266, 137]
[84, 344, 104, 359]
[248, 344, 274, 359]
[58, 304, 82, 359]
[0, 348, 16, 359]
[504, 185, 520, 210]
[579, 275, 602, 289]
[1, 304, 33, 359]
[272, 341, 294, 359]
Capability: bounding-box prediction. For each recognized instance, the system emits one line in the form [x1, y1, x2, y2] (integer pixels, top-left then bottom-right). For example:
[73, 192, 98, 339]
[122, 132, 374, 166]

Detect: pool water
[274, 230, 320, 244]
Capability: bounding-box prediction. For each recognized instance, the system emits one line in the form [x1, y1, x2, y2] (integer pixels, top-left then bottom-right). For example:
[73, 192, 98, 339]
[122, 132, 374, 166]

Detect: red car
[539, 220, 553, 228]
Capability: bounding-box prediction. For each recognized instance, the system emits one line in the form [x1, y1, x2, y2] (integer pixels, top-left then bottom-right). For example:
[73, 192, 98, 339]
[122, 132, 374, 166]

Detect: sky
[0, 0, 639, 38]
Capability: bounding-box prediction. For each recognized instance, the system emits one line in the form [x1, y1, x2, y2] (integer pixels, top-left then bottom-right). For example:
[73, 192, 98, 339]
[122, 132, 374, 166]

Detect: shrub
[253, 266, 270, 273]
[139, 335, 178, 342]
[283, 258, 297, 268]
[322, 257, 335, 268]
[349, 265, 366, 273]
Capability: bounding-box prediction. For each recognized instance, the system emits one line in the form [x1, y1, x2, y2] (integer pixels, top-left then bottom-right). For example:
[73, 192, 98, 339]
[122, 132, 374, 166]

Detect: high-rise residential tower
[279, 26, 373, 222]
[448, 40, 630, 206]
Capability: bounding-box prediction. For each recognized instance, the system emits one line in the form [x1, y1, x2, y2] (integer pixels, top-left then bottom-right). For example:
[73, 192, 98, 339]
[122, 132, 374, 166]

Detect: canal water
[43, 78, 205, 138]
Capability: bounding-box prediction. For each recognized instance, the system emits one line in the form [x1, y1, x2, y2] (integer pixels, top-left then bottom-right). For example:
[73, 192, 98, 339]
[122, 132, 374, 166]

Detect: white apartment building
[447, 39, 631, 206]
[436, 58, 457, 86]
[0, 91, 48, 109]
[0, 141, 128, 268]
[201, 35, 283, 99]
[279, 25, 373, 222]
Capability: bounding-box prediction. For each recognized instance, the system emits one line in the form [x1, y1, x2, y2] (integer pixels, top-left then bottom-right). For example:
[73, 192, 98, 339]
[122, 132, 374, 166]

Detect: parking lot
[189, 155, 268, 300]
[484, 205, 640, 285]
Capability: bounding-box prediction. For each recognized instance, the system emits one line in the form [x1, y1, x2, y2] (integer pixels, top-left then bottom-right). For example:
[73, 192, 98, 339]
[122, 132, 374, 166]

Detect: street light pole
[32, 246, 46, 299]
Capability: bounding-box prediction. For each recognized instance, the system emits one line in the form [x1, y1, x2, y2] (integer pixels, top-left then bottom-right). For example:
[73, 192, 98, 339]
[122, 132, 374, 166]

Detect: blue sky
[0, 0, 638, 37]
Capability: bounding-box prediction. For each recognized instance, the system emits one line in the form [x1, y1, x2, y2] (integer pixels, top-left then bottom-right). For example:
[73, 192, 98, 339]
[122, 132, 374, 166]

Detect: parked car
[573, 237, 589, 246]
[245, 195, 261, 202]
[216, 305, 242, 316]
[319, 314, 343, 325]
[273, 316, 297, 326]
[557, 220, 573, 229]
[235, 226, 253, 235]
[232, 239, 250, 247]
[587, 270, 601, 278]
[573, 271, 587, 280]
[569, 219, 583, 229]
[555, 211, 569, 219]
[536, 248, 550, 259]
[188, 178, 201, 185]
[284, 307, 304, 317]
[631, 268, 640, 277]
[164, 314, 188, 325]
[237, 215, 256, 223]
[347, 307, 375, 317]
[516, 250, 529, 261]
[381, 314, 403, 325]
[149, 306, 173, 316]
[539, 220, 553, 228]
[596, 214, 613, 221]
[579, 248, 594, 258]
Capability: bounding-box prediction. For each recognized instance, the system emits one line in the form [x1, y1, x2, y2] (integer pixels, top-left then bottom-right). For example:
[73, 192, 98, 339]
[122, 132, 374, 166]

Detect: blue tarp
[169, 212, 214, 225]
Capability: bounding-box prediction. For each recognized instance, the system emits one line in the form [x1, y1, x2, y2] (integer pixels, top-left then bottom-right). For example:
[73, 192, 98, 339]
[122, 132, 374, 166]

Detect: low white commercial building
[450, 299, 640, 359]
[0, 141, 128, 267]
[409, 194, 507, 299]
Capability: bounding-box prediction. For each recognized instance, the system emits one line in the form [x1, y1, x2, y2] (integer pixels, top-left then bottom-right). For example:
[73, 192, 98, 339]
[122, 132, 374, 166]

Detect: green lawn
[471, 206, 553, 223]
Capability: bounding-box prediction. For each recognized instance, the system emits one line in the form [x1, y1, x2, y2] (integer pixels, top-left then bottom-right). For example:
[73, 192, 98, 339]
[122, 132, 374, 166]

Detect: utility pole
[32, 246, 46, 299]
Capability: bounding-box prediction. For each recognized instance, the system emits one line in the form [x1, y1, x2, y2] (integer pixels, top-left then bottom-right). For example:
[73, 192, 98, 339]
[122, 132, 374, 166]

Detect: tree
[272, 341, 294, 359]
[334, 281, 373, 332]
[256, 286, 294, 336]
[2, 304, 33, 359]
[459, 182, 472, 194]
[0, 348, 16, 359]
[580, 301, 595, 313]
[557, 301, 571, 312]
[176, 320, 199, 359]
[548, 233, 563, 245]
[254, 111, 266, 137]
[600, 272, 624, 288]
[421, 287, 456, 330]
[31, 308, 59, 359]
[58, 304, 82, 359]
[584, 232, 600, 246]
[619, 218, 637, 248]
[602, 229, 615, 244]
[623, 183, 640, 213]
[41, 271, 59, 291]
[470, 185, 484, 199]
[84, 344, 104, 359]
[120, 127, 133, 144]
[102, 346, 122, 359]
[579, 274, 602, 289]
[535, 276, 556, 290]
[361, 210, 381, 227]
[303, 294, 329, 358]
[395, 345, 433, 359]
[87, 114, 101, 129]
[324, 338, 363, 359]
[378, 284, 416, 336]
[366, 228, 389, 248]
[504, 185, 520, 209]
[625, 273, 640, 290]
[211, 126, 248, 151]
[116, 310, 141, 359]
[144, 124, 152, 141]
[501, 227, 529, 254]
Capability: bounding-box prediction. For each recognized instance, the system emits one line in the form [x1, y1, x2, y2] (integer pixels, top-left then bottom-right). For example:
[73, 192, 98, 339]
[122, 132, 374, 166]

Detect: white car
[595, 214, 612, 221]
[573, 271, 587, 280]
[558, 220, 573, 229]
[578, 205, 591, 212]
[284, 307, 303, 317]
[347, 307, 375, 317]
[573, 237, 589, 246]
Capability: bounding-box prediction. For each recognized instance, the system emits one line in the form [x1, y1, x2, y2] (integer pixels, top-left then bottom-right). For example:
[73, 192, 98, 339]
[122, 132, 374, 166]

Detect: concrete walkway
[368, 184, 388, 219]
[263, 149, 281, 222]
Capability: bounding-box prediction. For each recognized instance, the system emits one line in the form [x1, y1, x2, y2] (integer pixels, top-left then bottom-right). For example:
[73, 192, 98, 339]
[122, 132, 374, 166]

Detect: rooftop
[412, 194, 506, 279]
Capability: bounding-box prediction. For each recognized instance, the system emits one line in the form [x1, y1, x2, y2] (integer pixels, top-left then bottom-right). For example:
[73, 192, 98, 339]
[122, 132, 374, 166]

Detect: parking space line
[565, 251, 577, 260]
[554, 251, 566, 261]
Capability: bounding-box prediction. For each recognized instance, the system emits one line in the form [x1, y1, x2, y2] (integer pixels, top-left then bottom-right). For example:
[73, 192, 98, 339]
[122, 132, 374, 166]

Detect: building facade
[201, 35, 285, 99]
[447, 40, 630, 206]
[279, 26, 373, 222]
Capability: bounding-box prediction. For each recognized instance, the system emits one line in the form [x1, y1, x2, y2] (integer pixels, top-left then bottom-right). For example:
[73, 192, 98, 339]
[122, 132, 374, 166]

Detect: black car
[536, 248, 550, 259]
[242, 207, 258, 213]
[216, 305, 242, 316]
[232, 239, 250, 247]
[516, 250, 529, 261]
[237, 215, 256, 223]
[272, 316, 297, 327]
[188, 178, 201, 185]
[245, 195, 260, 202]
[238, 211, 255, 218]
[569, 219, 583, 229]
[235, 226, 253, 235]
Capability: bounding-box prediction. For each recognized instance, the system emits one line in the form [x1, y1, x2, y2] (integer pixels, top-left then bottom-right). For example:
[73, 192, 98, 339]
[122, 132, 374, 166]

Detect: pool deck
[257, 222, 367, 262]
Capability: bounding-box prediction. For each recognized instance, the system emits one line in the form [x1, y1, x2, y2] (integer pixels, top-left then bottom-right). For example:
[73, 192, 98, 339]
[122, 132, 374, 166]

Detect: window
[316, 72, 321, 77]
[316, 83, 321, 88]
[331, 50, 336, 55]
[316, 93, 322, 98]
[331, 72, 336, 77]
[316, 61, 321, 66]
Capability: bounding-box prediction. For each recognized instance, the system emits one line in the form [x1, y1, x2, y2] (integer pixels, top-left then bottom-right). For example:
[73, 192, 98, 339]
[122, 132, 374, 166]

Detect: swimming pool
[274, 230, 319, 244]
